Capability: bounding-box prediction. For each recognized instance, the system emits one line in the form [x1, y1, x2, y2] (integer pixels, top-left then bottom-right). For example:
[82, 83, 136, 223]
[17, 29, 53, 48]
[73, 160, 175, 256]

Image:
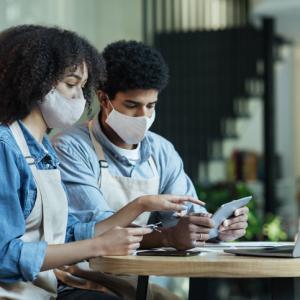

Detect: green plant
[262, 214, 288, 241]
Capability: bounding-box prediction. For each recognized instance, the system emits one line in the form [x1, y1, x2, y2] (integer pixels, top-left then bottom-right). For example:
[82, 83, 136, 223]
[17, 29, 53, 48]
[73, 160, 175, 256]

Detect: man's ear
[96, 90, 109, 109]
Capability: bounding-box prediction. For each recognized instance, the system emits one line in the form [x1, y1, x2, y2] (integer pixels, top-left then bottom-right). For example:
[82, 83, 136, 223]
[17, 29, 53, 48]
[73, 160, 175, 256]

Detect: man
[53, 40, 248, 298]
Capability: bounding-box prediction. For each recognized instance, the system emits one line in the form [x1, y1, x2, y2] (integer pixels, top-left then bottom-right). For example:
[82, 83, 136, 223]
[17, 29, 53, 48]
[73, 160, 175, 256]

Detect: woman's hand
[136, 194, 205, 213]
[92, 226, 153, 256]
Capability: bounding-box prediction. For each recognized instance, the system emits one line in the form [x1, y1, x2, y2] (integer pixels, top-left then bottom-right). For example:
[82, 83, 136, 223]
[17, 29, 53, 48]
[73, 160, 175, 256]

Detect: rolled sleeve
[73, 221, 96, 241]
[19, 241, 48, 281]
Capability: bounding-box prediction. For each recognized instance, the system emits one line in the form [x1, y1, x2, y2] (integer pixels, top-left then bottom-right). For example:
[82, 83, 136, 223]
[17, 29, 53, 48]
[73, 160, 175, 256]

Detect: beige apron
[89, 120, 160, 226]
[0, 121, 68, 300]
[55, 120, 170, 300]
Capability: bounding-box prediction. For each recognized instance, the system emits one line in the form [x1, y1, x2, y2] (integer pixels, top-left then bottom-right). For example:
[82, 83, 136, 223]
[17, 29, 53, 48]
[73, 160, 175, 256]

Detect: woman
[0, 25, 201, 300]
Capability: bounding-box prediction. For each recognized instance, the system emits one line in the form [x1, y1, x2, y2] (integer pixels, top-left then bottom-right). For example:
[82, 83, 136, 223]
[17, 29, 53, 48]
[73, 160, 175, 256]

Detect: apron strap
[9, 122, 37, 169]
[9, 122, 43, 224]
[148, 156, 159, 177]
[9, 121, 45, 233]
[88, 120, 109, 187]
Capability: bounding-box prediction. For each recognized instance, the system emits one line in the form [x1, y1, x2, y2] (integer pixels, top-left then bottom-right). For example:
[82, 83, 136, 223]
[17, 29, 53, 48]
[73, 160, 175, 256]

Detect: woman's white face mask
[38, 87, 86, 129]
[105, 101, 156, 145]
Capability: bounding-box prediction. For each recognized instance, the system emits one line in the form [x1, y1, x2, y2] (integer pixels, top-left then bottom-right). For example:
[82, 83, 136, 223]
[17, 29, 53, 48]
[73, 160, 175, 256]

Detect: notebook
[225, 235, 300, 258]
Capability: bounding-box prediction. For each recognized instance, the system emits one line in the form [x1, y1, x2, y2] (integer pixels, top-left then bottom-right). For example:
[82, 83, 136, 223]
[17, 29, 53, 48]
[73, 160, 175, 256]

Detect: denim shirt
[52, 115, 206, 227]
[0, 121, 95, 283]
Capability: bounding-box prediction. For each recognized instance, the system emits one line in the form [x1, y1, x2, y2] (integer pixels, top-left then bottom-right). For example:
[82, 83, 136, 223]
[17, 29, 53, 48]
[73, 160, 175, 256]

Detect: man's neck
[98, 112, 136, 150]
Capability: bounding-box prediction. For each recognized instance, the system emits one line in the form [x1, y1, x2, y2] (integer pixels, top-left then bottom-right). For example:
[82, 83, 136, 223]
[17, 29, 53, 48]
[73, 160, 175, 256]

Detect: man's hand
[218, 206, 249, 241]
[167, 213, 214, 250]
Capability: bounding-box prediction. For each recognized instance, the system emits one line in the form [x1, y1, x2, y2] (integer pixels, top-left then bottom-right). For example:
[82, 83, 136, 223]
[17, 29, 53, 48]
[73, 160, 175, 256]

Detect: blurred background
[1, 0, 300, 299]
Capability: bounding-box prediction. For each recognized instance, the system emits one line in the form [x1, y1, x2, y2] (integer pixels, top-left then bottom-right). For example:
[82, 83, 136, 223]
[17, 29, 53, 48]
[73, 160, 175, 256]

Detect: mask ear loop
[107, 96, 115, 111]
[101, 93, 114, 120]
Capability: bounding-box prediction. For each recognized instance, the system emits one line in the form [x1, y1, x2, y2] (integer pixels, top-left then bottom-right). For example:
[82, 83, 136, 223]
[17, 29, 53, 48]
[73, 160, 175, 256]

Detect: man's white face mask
[38, 88, 86, 129]
[105, 101, 156, 145]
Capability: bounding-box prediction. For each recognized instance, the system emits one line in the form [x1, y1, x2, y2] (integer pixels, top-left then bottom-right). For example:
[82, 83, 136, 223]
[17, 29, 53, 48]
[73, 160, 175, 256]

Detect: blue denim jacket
[0, 121, 95, 283]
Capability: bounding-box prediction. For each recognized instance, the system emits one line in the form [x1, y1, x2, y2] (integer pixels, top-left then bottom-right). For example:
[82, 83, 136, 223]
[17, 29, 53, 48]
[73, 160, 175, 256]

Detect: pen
[144, 221, 162, 233]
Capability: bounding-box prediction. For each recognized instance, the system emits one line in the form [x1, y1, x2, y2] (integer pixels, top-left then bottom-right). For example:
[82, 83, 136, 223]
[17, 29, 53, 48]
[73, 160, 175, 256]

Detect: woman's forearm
[42, 225, 152, 271]
[41, 239, 97, 271]
[94, 199, 144, 236]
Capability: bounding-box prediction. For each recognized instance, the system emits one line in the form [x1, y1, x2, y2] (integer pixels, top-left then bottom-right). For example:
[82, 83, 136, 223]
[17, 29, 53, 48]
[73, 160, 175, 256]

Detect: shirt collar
[91, 113, 152, 165]
[18, 120, 59, 167]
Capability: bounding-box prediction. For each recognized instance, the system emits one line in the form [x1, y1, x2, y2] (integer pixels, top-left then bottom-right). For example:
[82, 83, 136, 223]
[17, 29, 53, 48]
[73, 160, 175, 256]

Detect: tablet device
[209, 196, 252, 239]
[136, 249, 201, 257]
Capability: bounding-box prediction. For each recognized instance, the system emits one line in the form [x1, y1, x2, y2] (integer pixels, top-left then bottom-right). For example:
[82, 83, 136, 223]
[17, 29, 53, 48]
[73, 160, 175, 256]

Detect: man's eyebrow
[124, 99, 158, 105]
[148, 100, 158, 104]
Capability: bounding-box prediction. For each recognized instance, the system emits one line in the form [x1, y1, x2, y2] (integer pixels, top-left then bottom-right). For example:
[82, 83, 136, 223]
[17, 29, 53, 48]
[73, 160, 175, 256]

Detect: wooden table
[90, 252, 300, 299]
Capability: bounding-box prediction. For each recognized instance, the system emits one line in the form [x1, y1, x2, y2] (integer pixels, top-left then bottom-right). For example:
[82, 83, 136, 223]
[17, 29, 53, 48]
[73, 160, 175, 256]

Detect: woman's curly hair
[0, 24, 106, 124]
[99, 40, 169, 99]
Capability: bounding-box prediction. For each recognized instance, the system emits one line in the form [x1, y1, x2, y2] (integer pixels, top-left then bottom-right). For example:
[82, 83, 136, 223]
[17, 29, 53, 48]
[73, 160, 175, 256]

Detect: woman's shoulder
[0, 125, 25, 174]
[0, 124, 21, 154]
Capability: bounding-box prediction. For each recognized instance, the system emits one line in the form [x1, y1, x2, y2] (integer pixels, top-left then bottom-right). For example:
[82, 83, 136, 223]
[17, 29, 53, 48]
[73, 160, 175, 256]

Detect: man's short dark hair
[0, 24, 106, 124]
[99, 40, 169, 99]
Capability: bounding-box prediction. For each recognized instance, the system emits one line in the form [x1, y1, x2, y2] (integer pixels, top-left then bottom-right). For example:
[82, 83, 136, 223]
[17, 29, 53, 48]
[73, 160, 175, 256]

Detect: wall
[250, 0, 300, 232]
[293, 45, 300, 218]
[275, 46, 297, 232]
[293, 47, 300, 180]
[0, 0, 142, 49]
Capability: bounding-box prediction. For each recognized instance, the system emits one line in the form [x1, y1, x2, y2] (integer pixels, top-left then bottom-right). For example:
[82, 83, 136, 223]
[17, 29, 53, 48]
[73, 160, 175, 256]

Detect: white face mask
[38, 88, 86, 129]
[105, 102, 156, 144]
